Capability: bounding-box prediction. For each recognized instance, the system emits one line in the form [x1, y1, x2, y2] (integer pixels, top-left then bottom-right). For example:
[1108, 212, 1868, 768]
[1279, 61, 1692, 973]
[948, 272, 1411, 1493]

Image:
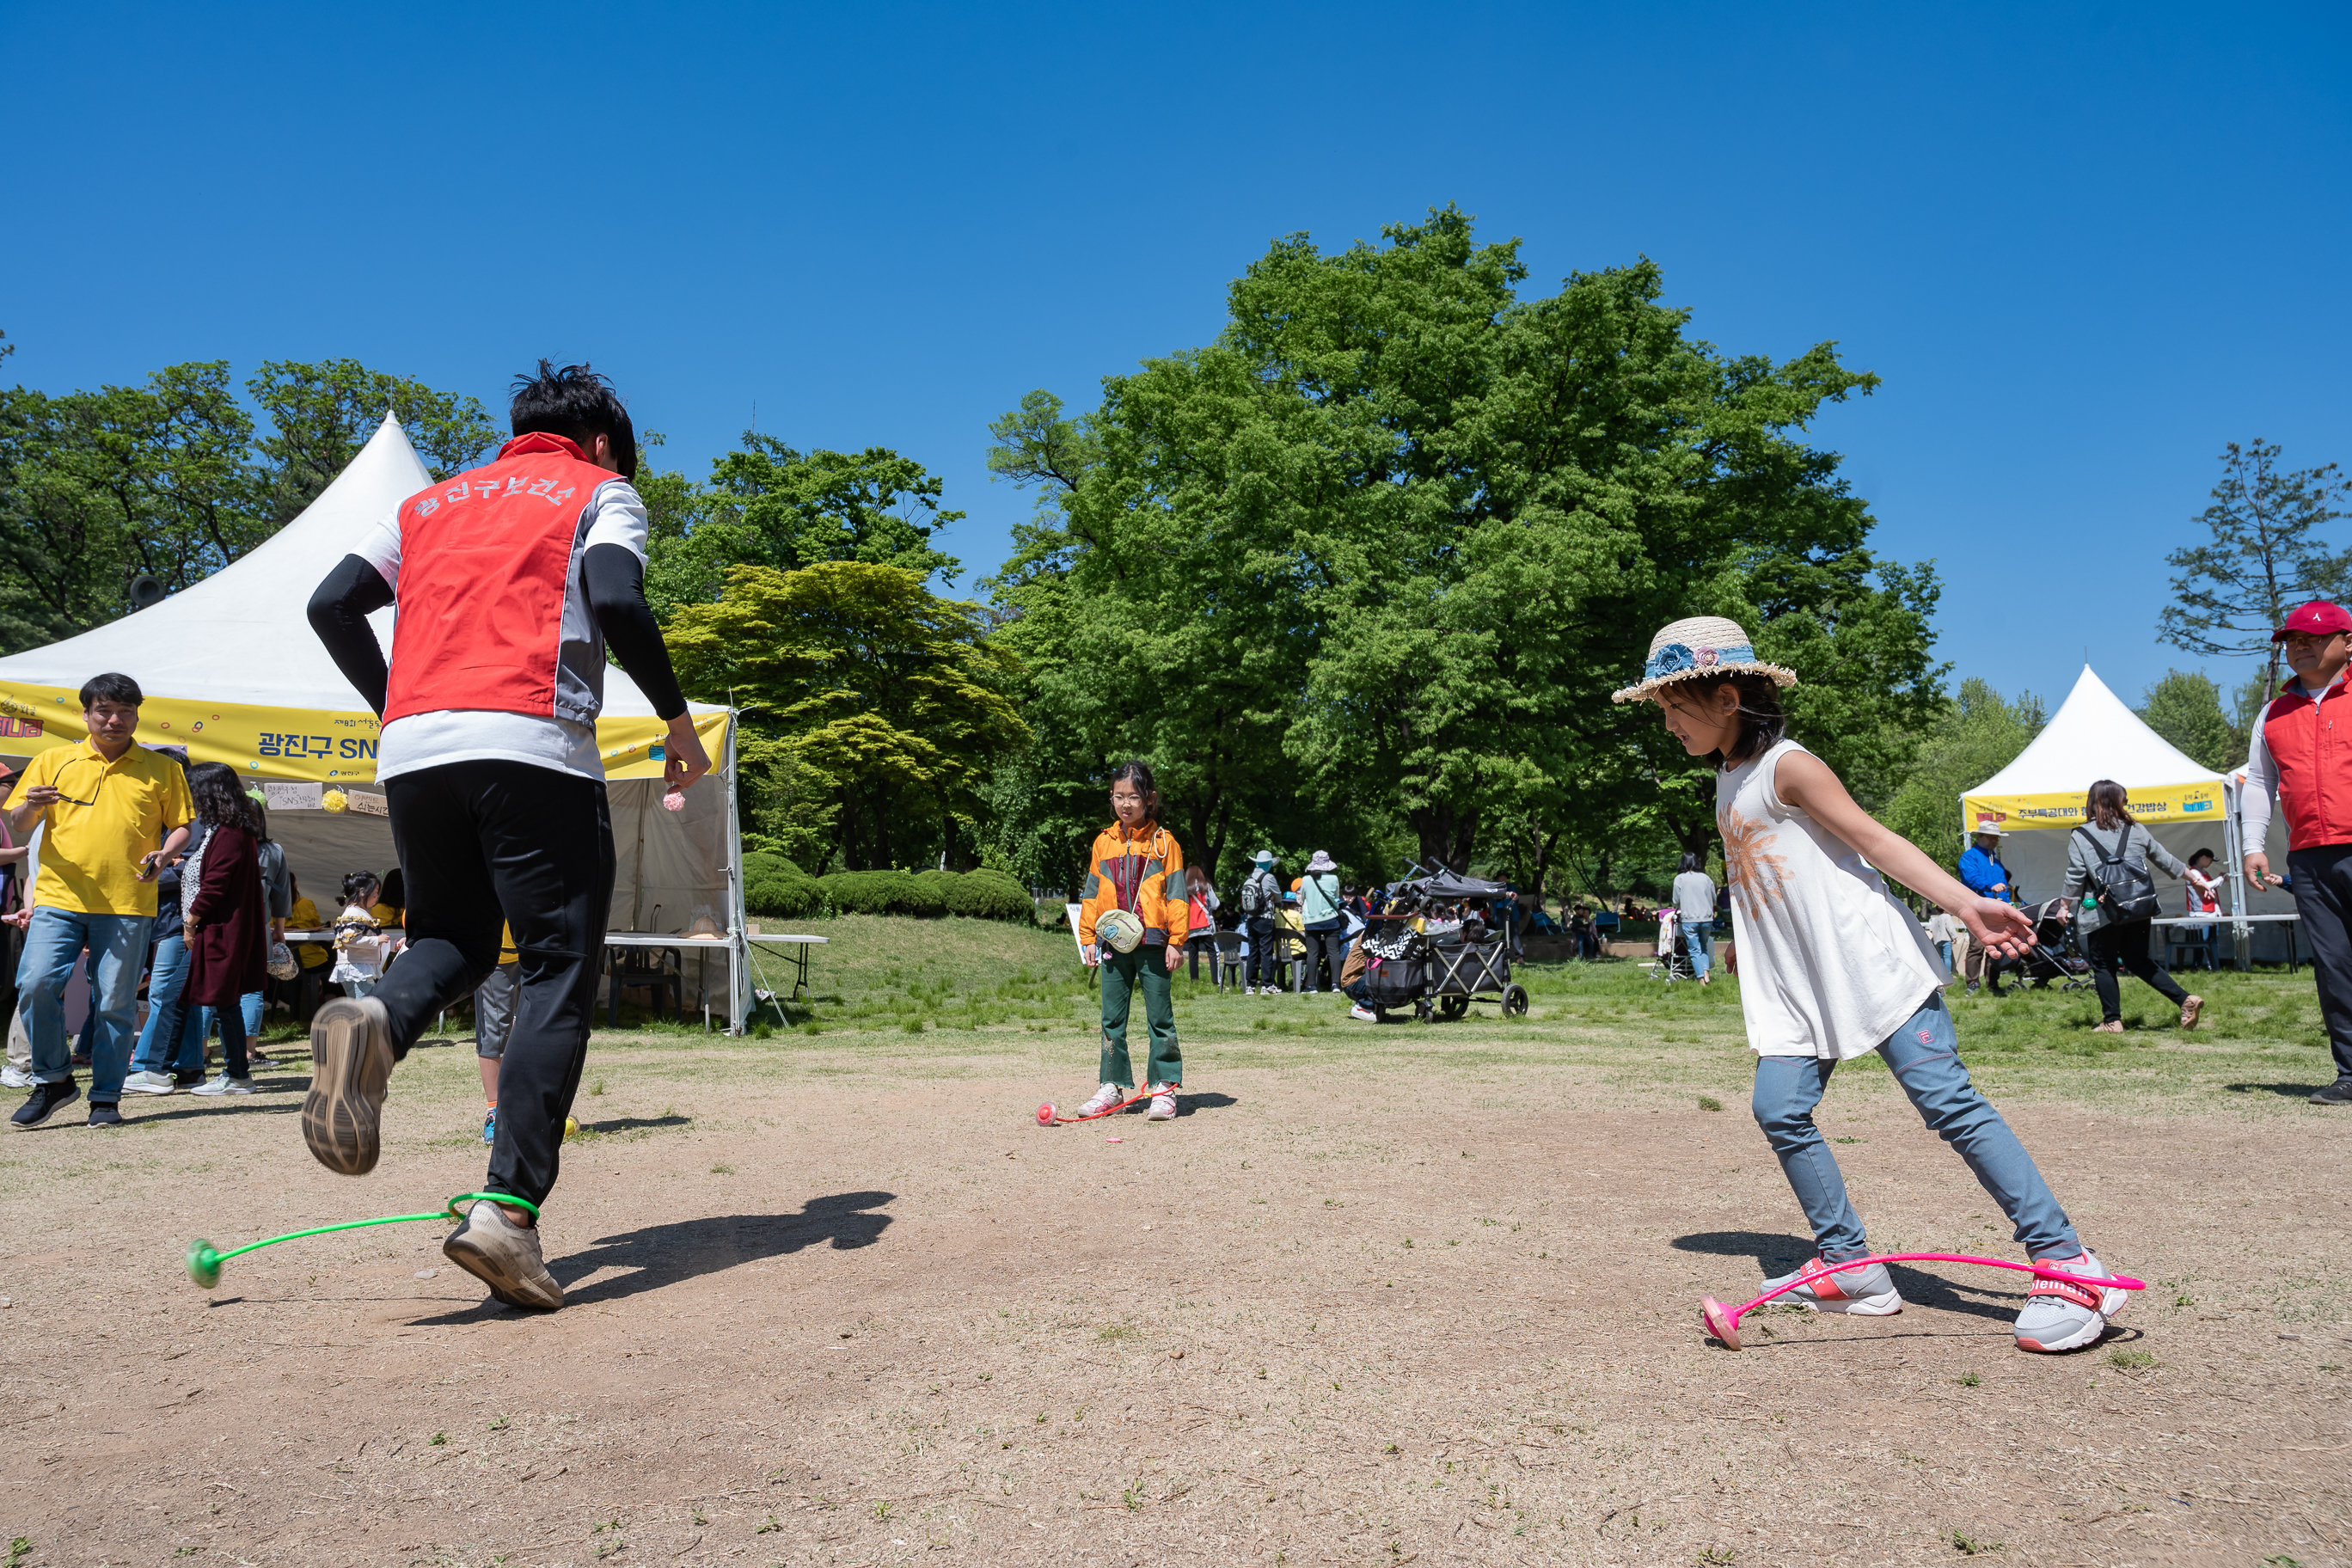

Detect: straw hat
[1612, 616, 1798, 703]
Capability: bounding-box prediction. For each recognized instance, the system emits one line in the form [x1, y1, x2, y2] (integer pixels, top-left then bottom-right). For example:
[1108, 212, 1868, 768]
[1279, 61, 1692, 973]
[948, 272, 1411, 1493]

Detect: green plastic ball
[186, 1239, 222, 1289]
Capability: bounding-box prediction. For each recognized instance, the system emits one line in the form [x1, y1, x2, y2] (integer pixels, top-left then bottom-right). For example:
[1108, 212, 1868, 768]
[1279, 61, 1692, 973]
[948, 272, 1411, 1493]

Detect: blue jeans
[1935, 939, 1954, 974]
[18, 908, 153, 1102]
[1681, 922, 1712, 977]
[1750, 993, 2079, 1261]
[132, 932, 205, 1077]
[199, 992, 263, 1046]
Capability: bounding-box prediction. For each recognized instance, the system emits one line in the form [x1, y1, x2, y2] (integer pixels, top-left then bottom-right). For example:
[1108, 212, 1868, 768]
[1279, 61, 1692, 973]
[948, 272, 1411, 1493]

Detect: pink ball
[662, 788, 686, 812]
[1035, 1102, 1056, 1126]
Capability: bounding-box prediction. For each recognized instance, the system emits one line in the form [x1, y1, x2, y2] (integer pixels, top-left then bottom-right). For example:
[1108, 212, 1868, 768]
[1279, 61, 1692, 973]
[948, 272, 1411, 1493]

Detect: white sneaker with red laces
[1146, 1085, 1177, 1120]
[1075, 1083, 1125, 1118]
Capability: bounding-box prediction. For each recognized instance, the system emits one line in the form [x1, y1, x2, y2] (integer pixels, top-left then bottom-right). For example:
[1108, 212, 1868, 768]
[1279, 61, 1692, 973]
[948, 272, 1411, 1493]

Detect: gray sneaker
[2014, 1251, 2128, 1353]
[120, 1069, 177, 1096]
[2310, 1079, 2352, 1106]
[303, 997, 395, 1175]
[442, 1198, 562, 1311]
[1760, 1256, 1903, 1316]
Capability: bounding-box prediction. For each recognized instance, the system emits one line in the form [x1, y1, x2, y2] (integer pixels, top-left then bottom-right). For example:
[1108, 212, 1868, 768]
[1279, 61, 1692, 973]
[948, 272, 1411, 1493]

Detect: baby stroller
[1986, 897, 2091, 994]
[1357, 871, 1531, 1020]
[1648, 907, 1692, 983]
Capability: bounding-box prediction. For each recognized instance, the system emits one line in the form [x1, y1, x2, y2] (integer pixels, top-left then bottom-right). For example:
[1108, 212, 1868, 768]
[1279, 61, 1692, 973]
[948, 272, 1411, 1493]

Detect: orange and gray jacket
[1078, 820, 1190, 948]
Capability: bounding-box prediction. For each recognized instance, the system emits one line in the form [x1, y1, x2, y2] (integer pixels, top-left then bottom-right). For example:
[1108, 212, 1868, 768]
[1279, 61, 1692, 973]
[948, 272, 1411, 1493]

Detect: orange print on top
[1724, 813, 1793, 911]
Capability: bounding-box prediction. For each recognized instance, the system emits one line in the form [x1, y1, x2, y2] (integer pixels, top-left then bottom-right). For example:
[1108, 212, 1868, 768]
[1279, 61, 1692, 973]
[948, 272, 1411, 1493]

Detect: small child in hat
[1617, 616, 2134, 1352]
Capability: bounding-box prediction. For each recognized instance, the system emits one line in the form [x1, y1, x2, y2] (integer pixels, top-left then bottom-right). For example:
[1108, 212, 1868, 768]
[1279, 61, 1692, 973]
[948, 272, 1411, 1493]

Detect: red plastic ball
[1035, 1102, 1056, 1125]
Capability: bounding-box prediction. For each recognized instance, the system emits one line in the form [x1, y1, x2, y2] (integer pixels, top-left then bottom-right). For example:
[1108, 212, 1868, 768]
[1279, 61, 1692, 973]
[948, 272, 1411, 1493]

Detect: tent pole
[726, 711, 747, 1035]
[2225, 779, 2251, 971]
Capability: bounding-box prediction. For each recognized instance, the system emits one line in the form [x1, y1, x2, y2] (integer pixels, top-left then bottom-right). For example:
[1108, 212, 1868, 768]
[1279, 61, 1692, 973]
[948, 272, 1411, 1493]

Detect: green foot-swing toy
[184, 1192, 540, 1288]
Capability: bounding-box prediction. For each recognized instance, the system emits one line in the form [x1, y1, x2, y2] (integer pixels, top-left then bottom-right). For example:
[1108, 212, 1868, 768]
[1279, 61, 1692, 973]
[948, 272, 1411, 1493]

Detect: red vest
[2262, 681, 2352, 850]
[383, 433, 616, 726]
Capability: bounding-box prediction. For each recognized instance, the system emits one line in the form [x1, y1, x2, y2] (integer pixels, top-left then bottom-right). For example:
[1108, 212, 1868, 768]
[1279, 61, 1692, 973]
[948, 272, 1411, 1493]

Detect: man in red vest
[2241, 598, 2352, 1106]
[305, 363, 708, 1309]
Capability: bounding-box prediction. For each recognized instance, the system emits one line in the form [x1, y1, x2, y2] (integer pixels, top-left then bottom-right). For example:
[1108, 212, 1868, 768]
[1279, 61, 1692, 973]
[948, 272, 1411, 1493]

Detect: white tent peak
[1969, 665, 2224, 801]
[0, 413, 672, 717]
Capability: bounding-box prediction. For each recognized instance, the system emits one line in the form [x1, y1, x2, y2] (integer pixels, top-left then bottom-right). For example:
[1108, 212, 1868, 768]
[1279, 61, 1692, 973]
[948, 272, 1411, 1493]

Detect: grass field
[3, 915, 2344, 1565]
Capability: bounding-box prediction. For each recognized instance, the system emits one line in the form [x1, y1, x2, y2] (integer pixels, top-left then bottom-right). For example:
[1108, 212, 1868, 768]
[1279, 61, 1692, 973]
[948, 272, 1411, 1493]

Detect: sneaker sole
[2016, 1312, 2109, 1353]
[119, 1082, 175, 1095]
[303, 1000, 392, 1175]
[1804, 1290, 1905, 1317]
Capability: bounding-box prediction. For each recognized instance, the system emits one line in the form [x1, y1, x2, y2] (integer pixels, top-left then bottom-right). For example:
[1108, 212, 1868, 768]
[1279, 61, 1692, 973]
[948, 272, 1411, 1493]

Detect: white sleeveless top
[1718, 738, 1946, 1059]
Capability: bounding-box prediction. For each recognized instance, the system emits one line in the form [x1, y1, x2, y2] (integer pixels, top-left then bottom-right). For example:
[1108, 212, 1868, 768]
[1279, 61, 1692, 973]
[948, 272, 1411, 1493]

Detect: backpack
[1240, 871, 1275, 918]
[2074, 825, 2159, 922]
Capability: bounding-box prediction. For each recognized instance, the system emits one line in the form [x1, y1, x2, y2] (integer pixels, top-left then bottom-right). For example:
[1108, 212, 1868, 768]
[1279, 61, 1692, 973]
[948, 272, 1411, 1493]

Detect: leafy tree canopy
[1879, 678, 2047, 867]
[2159, 439, 2349, 705]
[2139, 668, 2245, 774]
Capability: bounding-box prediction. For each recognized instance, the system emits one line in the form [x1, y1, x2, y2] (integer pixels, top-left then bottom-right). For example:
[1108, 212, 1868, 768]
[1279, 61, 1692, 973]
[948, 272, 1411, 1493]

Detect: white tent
[1959, 665, 2292, 963]
[0, 413, 751, 1027]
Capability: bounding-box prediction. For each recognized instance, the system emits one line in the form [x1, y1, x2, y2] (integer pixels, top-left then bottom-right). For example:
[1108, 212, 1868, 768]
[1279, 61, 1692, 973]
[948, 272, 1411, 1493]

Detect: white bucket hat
[1612, 616, 1798, 703]
[1971, 822, 2006, 838]
[1305, 850, 1337, 873]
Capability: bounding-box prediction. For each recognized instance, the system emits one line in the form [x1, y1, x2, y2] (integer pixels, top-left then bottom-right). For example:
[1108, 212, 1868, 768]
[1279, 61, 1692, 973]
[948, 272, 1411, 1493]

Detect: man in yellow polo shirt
[8, 674, 193, 1130]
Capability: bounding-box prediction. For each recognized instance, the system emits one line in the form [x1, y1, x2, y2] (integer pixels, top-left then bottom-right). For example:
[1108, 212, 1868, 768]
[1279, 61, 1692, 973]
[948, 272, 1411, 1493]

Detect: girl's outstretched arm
[1773, 750, 2037, 957]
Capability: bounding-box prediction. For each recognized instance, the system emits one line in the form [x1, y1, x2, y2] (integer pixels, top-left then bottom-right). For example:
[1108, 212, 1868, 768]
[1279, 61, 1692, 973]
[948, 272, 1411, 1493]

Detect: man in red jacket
[305, 363, 708, 1309]
[2242, 598, 2352, 1106]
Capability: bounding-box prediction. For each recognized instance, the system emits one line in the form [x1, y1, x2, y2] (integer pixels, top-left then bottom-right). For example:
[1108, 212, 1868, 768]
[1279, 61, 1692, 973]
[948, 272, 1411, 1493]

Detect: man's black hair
[510, 360, 637, 480]
[80, 672, 142, 709]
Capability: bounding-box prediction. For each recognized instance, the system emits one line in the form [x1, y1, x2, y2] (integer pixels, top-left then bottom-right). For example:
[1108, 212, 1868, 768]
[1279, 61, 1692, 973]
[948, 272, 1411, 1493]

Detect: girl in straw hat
[1618, 616, 2134, 1352]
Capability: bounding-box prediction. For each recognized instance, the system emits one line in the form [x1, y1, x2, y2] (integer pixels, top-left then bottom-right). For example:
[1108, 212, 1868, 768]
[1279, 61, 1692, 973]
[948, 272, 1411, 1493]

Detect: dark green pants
[1099, 943, 1181, 1088]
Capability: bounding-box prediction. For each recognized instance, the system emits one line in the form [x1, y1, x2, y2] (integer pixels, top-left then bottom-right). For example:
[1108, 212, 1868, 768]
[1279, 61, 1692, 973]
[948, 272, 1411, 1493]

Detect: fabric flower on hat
[1647, 642, 1697, 678]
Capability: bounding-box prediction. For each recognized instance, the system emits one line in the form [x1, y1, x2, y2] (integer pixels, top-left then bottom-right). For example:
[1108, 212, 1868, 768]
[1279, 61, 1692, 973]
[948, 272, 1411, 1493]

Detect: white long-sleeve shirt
[2238, 671, 2348, 852]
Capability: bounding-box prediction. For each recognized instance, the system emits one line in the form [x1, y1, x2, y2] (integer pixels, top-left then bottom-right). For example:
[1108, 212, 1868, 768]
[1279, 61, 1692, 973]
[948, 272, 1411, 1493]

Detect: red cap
[2274, 601, 2352, 641]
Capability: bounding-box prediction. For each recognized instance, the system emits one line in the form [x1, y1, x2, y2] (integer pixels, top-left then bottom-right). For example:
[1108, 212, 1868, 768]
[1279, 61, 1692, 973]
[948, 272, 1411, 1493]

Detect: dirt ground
[3, 936, 2347, 1566]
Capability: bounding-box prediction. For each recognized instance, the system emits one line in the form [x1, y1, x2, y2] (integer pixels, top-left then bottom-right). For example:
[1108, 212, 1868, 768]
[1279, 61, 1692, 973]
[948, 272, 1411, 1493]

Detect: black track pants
[2290, 844, 2352, 1082]
[2085, 919, 2189, 1022]
[377, 760, 616, 1209]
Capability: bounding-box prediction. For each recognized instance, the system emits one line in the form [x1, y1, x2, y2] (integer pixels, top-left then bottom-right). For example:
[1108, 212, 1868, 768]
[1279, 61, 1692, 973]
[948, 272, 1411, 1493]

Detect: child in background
[1074, 761, 1189, 1122]
[1618, 615, 2133, 1353]
[330, 872, 388, 999]
[473, 922, 520, 1145]
[1924, 908, 1959, 980]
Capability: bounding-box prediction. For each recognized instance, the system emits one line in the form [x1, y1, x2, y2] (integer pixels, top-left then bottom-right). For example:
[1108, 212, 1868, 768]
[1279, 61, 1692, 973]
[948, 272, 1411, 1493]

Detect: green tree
[644, 435, 962, 621]
[991, 207, 1944, 884]
[1878, 679, 2047, 865]
[248, 358, 498, 522]
[664, 561, 1026, 872]
[2159, 439, 2349, 706]
[2138, 669, 2244, 773]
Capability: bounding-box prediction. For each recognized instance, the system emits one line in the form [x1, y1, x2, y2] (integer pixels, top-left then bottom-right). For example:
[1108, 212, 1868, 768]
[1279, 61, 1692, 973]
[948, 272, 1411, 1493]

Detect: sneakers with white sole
[1760, 1256, 1904, 1316]
[1146, 1085, 1177, 1120]
[120, 1069, 177, 1096]
[190, 1075, 254, 1096]
[442, 1197, 562, 1311]
[1349, 1004, 1378, 1022]
[1075, 1083, 1126, 1118]
[0, 1063, 32, 1088]
[2013, 1251, 2129, 1353]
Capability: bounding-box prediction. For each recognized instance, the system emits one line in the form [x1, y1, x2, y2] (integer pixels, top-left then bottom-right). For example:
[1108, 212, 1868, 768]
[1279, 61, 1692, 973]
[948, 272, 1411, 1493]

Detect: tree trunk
[1409, 803, 1479, 874]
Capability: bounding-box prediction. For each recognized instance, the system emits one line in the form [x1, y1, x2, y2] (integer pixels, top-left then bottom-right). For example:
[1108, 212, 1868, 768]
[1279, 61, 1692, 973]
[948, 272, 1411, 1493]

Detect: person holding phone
[7, 673, 194, 1129]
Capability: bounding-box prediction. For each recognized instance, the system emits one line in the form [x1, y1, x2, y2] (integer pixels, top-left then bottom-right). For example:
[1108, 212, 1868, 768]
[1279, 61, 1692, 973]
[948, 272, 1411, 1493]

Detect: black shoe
[12, 1079, 81, 1129]
[173, 1069, 206, 1087]
[2310, 1079, 2352, 1106]
[1964, 982, 1980, 995]
[87, 1101, 122, 1127]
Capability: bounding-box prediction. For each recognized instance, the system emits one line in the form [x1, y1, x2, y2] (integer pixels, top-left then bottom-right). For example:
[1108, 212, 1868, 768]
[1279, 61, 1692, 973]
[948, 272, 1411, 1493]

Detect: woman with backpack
[2062, 779, 2202, 1034]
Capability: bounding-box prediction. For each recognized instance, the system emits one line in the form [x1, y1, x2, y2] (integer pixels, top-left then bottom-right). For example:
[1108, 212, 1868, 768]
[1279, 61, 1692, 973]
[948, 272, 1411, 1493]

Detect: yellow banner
[0, 683, 729, 784]
[1961, 780, 2226, 832]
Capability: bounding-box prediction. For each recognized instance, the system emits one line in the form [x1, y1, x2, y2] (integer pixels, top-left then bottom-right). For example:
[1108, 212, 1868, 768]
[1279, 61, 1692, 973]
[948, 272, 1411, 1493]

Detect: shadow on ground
[2224, 1081, 2326, 1098]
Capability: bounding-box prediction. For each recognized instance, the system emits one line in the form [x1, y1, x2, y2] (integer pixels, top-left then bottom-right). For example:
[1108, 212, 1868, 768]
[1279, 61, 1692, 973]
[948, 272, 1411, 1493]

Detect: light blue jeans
[19, 907, 153, 1103]
[1751, 992, 2079, 1261]
[1681, 922, 1712, 978]
[132, 932, 205, 1077]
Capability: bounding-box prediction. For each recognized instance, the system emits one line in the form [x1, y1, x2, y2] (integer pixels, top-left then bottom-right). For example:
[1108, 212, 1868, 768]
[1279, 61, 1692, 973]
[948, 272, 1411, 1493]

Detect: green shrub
[819, 870, 947, 917]
[946, 868, 1037, 922]
[915, 867, 959, 905]
[744, 851, 826, 919]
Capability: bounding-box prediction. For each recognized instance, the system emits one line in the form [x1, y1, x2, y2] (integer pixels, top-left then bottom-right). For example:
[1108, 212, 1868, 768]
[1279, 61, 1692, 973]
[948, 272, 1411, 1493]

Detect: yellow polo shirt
[21, 739, 195, 917]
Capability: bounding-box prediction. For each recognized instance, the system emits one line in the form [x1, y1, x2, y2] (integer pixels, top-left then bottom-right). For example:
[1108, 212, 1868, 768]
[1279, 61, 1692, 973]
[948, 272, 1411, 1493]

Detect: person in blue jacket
[1957, 824, 2018, 995]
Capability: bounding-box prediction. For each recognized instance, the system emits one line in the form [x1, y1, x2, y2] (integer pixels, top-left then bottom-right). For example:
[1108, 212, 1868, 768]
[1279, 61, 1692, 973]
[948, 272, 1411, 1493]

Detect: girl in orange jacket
[1075, 761, 1188, 1121]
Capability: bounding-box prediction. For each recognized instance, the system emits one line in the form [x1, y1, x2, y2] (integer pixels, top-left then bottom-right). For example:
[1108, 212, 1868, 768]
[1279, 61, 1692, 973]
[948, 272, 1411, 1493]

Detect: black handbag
[2074, 825, 2160, 922]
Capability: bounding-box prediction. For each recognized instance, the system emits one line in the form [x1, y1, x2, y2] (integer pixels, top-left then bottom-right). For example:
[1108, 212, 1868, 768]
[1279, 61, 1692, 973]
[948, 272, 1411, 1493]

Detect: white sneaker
[1146, 1085, 1177, 1120]
[1349, 1004, 1378, 1022]
[0, 1064, 29, 1089]
[190, 1075, 254, 1097]
[1760, 1256, 1903, 1316]
[1075, 1083, 1125, 1118]
[121, 1069, 177, 1096]
[2014, 1251, 2131, 1353]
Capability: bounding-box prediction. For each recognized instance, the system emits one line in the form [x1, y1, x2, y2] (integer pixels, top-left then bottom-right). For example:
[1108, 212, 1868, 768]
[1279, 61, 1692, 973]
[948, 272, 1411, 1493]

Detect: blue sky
[4, 3, 2346, 712]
